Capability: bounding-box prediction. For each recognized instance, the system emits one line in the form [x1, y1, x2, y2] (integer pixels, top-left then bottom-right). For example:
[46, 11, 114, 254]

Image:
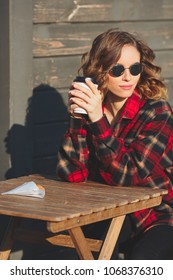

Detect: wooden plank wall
[32, 0, 173, 175]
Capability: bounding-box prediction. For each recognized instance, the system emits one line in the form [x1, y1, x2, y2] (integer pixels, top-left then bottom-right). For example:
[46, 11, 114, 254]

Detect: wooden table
[0, 174, 167, 260]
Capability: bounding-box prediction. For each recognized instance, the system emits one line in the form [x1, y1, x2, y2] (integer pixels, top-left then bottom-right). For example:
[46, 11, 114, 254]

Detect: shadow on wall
[4, 84, 68, 179]
[1, 85, 68, 259]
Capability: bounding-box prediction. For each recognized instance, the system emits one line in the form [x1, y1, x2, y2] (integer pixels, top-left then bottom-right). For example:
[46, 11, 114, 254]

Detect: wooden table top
[0, 174, 168, 224]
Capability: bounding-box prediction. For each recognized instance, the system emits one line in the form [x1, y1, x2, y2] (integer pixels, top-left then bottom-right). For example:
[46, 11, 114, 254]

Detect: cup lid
[74, 76, 97, 84]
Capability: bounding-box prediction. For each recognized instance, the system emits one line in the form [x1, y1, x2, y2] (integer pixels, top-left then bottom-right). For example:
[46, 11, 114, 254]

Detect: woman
[57, 29, 173, 259]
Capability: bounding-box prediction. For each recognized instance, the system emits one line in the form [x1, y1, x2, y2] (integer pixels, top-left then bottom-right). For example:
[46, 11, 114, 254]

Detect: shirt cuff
[88, 114, 111, 138]
[69, 116, 87, 135]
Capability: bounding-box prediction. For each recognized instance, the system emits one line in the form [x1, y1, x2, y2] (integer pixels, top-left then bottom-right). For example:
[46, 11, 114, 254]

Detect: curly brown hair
[78, 29, 167, 100]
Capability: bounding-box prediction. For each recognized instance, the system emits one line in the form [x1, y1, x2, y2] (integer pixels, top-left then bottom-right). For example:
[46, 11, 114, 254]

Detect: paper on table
[1, 181, 45, 198]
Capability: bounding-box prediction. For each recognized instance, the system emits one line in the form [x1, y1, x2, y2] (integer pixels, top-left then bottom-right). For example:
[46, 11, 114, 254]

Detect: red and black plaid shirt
[57, 90, 173, 233]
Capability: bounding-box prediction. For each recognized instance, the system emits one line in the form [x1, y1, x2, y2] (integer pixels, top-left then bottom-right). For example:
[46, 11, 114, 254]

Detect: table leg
[69, 226, 94, 260]
[0, 217, 20, 260]
[98, 215, 126, 260]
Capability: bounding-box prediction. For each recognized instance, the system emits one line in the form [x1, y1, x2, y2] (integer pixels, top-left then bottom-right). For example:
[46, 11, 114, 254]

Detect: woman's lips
[120, 85, 133, 90]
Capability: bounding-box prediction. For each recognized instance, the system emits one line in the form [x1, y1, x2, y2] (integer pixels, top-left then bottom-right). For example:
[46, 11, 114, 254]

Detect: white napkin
[1, 181, 45, 198]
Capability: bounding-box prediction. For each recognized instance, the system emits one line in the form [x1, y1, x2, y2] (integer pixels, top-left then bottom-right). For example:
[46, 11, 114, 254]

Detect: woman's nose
[122, 69, 131, 81]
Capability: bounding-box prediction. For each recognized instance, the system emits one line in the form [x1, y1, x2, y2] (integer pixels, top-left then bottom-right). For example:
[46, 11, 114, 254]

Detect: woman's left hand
[69, 78, 103, 122]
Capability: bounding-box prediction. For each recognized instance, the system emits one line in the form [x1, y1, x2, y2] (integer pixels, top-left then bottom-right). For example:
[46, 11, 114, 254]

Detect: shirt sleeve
[57, 116, 89, 182]
[88, 108, 173, 186]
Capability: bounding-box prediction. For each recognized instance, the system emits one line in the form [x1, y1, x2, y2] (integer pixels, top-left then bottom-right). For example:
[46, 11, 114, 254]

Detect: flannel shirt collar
[120, 90, 145, 120]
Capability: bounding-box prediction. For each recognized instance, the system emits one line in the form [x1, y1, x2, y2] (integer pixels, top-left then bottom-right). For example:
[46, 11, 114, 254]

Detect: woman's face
[107, 44, 141, 99]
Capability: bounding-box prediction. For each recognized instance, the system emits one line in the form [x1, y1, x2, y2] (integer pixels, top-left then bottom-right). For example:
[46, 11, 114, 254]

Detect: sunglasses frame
[109, 62, 142, 77]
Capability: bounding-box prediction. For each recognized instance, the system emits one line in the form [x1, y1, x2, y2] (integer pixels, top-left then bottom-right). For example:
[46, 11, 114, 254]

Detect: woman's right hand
[68, 80, 103, 122]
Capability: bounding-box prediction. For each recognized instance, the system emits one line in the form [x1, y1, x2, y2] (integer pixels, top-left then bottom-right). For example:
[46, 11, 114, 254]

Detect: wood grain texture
[0, 175, 167, 223]
[98, 215, 125, 260]
[0, 175, 167, 260]
[33, 0, 173, 23]
[33, 22, 173, 57]
[14, 228, 102, 252]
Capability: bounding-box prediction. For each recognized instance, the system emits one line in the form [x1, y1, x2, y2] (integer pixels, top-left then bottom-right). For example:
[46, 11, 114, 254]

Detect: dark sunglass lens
[111, 64, 124, 77]
[130, 63, 142, 76]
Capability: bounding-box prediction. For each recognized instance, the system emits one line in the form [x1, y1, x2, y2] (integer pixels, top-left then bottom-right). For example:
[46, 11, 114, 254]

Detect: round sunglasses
[109, 62, 142, 77]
